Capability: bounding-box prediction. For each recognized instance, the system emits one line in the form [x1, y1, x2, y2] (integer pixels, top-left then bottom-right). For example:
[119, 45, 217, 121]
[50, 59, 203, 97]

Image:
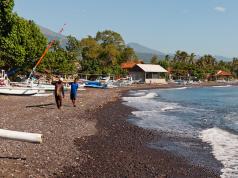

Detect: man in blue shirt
[70, 79, 79, 107]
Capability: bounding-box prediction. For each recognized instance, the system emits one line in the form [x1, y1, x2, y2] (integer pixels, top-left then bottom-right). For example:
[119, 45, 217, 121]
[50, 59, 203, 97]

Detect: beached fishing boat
[84, 81, 107, 89]
[0, 70, 45, 96]
[32, 83, 55, 91]
[0, 70, 9, 87]
[83, 76, 119, 89]
[0, 86, 43, 96]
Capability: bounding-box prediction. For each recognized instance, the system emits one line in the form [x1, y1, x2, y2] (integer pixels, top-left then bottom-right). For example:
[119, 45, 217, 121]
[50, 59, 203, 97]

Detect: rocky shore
[0, 84, 223, 177]
[0, 88, 119, 177]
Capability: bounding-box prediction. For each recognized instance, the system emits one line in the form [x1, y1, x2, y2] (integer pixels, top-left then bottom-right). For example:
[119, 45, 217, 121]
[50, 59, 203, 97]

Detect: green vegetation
[0, 0, 47, 71]
[79, 31, 136, 75]
[0, 0, 137, 76]
[152, 50, 238, 80]
[0, 0, 237, 80]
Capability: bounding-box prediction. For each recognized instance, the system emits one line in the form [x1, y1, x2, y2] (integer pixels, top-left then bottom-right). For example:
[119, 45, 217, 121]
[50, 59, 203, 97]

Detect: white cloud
[214, 6, 226, 13]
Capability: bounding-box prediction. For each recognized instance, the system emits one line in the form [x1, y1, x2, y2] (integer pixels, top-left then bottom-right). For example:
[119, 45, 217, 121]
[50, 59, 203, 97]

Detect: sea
[122, 85, 238, 178]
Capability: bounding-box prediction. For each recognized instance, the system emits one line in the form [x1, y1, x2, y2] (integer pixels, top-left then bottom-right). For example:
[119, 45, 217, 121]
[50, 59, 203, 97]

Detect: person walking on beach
[70, 78, 79, 107]
[55, 77, 64, 109]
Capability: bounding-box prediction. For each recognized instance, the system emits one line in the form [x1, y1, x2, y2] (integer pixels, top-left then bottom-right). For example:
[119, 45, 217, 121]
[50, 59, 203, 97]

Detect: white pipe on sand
[0, 129, 42, 143]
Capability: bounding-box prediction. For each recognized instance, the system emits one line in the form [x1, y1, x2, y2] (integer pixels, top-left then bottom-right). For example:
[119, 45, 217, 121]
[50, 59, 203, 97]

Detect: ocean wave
[129, 92, 147, 96]
[140, 92, 158, 98]
[212, 85, 232, 88]
[123, 92, 158, 101]
[174, 87, 188, 90]
[200, 128, 238, 178]
[131, 110, 196, 137]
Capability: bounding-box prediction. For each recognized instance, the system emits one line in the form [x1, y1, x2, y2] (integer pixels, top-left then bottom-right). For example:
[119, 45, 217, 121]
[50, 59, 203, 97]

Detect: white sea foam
[124, 88, 238, 178]
[174, 87, 188, 90]
[161, 106, 176, 111]
[123, 94, 182, 112]
[140, 92, 158, 98]
[122, 92, 158, 102]
[123, 91, 203, 114]
[131, 110, 196, 137]
[200, 128, 238, 178]
[212, 85, 232, 88]
[130, 92, 147, 96]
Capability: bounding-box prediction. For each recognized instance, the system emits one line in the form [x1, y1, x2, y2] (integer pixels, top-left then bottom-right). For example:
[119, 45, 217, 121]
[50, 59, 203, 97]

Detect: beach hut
[215, 70, 233, 81]
[207, 70, 233, 81]
[129, 64, 168, 84]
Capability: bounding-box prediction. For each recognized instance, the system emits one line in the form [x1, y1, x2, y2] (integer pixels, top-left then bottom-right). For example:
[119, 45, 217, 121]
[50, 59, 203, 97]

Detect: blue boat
[84, 81, 107, 89]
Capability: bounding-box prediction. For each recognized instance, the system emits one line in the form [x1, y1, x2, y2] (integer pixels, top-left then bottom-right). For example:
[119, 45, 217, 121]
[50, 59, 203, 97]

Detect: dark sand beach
[0, 84, 224, 177]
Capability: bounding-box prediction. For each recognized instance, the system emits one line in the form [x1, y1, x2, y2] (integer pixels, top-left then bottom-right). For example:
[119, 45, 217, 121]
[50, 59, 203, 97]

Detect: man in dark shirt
[55, 78, 64, 109]
[70, 78, 79, 107]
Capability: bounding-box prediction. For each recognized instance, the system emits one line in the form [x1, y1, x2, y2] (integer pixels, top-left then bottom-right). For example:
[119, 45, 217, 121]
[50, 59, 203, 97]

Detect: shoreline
[59, 87, 221, 178]
[0, 82, 232, 177]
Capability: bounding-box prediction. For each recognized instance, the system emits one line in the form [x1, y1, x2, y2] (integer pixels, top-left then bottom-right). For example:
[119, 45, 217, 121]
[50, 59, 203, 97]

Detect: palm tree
[189, 53, 196, 64]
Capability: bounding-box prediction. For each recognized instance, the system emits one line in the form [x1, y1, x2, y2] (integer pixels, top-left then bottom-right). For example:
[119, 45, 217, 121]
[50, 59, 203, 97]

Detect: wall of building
[130, 72, 145, 81]
[130, 71, 167, 84]
[145, 78, 167, 84]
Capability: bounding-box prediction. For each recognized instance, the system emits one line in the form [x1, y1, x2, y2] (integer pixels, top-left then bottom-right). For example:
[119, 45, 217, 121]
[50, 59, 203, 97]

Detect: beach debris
[0, 129, 42, 143]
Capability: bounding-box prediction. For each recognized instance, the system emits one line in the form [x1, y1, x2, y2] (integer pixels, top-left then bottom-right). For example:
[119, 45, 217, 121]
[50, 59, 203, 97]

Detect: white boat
[0, 86, 43, 96]
[0, 70, 45, 96]
[32, 83, 55, 91]
[11, 78, 55, 91]
[0, 70, 10, 87]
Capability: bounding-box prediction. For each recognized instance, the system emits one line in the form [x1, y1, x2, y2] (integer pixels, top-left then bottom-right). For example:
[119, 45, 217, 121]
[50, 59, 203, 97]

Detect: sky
[14, 0, 238, 58]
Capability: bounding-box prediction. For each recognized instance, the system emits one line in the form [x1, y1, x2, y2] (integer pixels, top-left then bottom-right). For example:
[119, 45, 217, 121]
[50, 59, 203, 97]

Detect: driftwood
[0, 129, 42, 143]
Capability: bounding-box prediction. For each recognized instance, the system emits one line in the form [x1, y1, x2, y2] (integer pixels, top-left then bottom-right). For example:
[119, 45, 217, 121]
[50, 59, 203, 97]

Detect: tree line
[1, 0, 237, 80]
[0, 0, 137, 77]
[150, 51, 238, 80]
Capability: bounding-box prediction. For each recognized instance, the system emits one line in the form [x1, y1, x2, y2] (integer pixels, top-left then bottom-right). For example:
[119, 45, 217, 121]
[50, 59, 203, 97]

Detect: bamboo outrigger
[0, 129, 42, 143]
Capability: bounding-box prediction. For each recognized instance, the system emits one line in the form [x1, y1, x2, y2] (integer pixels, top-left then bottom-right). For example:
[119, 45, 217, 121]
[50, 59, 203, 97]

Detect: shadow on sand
[26, 103, 55, 109]
[0, 156, 26, 160]
[26, 103, 72, 109]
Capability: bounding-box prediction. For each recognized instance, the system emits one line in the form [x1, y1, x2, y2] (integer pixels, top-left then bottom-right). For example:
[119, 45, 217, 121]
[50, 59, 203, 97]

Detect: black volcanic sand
[58, 97, 221, 178]
[0, 83, 226, 177]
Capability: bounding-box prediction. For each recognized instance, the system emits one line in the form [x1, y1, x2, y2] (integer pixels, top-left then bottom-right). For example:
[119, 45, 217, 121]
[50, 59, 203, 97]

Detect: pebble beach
[0, 83, 226, 177]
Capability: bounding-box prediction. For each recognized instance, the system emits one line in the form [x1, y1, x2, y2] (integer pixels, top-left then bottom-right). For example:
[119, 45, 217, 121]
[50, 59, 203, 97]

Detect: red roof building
[215, 70, 232, 77]
[121, 61, 143, 70]
[208, 70, 233, 81]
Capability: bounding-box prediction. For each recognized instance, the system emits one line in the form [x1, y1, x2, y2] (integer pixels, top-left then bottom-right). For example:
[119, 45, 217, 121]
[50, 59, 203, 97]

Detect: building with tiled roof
[208, 70, 233, 81]
[121, 61, 143, 70]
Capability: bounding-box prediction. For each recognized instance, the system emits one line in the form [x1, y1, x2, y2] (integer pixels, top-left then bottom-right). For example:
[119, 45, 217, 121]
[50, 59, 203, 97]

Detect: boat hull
[34, 84, 55, 91]
[84, 81, 107, 89]
[0, 87, 44, 96]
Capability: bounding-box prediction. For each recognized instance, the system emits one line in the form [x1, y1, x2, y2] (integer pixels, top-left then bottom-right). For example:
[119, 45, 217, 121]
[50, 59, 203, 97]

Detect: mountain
[214, 55, 232, 61]
[38, 25, 68, 47]
[128, 42, 233, 63]
[127, 42, 166, 63]
[127, 42, 164, 55]
[37, 26, 233, 62]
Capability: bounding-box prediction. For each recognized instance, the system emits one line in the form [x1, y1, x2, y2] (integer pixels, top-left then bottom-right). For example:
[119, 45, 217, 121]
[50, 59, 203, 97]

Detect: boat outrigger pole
[27, 24, 66, 81]
[0, 129, 42, 143]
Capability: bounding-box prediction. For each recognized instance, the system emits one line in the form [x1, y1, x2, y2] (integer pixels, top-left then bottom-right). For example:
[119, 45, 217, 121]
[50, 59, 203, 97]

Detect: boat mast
[27, 24, 66, 81]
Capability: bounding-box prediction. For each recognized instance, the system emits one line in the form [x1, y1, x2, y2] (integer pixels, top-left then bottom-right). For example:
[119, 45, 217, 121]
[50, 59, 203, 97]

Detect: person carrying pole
[55, 78, 64, 109]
